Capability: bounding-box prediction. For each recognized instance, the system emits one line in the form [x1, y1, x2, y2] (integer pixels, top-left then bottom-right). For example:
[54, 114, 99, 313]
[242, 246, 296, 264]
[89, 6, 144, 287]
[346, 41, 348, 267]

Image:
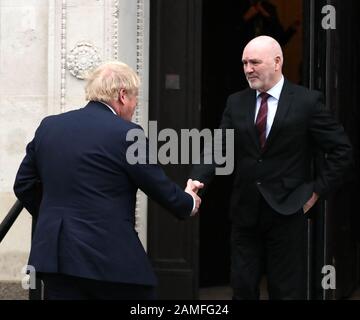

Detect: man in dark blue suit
[14, 61, 203, 300]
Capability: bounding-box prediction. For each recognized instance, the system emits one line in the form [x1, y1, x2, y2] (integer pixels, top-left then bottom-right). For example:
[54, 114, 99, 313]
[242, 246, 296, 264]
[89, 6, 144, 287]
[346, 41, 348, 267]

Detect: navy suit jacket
[14, 101, 193, 286]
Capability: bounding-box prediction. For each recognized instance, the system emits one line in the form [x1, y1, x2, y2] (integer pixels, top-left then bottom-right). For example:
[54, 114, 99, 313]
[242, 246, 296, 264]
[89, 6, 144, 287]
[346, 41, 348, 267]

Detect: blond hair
[85, 61, 140, 103]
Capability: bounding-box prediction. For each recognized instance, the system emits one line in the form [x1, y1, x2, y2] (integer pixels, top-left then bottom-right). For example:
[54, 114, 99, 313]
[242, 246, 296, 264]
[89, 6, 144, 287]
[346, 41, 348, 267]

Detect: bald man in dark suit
[191, 36, 352, 299]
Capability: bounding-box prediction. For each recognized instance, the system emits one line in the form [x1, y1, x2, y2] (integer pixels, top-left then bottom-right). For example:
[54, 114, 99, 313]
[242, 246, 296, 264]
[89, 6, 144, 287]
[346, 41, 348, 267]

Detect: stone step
[0, 281, 29, 300]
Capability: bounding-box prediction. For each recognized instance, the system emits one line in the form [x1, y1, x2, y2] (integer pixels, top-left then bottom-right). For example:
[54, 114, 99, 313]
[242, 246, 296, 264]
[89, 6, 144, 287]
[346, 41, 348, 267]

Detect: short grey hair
[85, 61, 140, 103]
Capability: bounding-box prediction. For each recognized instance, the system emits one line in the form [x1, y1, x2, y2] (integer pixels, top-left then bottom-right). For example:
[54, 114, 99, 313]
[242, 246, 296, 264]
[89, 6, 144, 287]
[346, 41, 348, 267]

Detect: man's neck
[260, 75, 284, 93]
[101, 101, 121, 116]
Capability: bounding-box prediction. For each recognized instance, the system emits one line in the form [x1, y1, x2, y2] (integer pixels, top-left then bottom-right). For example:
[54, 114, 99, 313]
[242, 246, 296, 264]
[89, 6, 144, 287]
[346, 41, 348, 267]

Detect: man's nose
[244, 64, 253, 74]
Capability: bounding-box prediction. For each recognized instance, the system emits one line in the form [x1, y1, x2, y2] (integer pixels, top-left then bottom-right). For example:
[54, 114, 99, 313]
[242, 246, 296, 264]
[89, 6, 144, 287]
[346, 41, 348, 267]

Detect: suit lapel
[263, 79, 294, 152]
[245, 89, 261, 152]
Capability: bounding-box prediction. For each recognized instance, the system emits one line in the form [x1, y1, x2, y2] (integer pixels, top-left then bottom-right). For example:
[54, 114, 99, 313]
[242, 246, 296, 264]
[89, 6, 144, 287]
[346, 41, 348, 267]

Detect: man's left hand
[303, 192, 319, 214]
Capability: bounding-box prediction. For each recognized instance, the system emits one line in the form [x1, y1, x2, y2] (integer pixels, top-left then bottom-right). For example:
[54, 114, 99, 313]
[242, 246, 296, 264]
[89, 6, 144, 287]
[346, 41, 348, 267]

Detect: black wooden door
[148, 0, 202, 299]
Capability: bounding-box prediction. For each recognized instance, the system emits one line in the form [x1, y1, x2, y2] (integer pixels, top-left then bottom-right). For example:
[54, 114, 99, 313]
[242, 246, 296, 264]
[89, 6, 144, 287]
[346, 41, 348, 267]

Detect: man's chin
[248, 81, 260, 90]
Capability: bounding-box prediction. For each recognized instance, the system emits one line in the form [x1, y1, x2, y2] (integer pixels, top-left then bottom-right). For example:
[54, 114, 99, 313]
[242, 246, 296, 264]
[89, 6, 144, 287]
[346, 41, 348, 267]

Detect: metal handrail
[0, 200, 24, 243]
[0, 200, 42, 300]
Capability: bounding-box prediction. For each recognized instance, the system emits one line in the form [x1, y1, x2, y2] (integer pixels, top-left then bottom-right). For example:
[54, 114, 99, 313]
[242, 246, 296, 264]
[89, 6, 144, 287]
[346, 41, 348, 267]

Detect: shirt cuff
[190, 194, 196, 216]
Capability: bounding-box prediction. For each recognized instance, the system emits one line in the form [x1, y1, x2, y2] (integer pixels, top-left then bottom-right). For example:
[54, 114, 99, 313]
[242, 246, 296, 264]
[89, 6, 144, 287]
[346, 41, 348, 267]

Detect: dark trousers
[40, 273, 156, 300]
[231, 198, 307, 300]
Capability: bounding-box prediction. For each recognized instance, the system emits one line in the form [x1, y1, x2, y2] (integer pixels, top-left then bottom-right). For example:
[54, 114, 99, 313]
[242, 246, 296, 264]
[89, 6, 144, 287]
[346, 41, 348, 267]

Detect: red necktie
[255, 92, 270, 149]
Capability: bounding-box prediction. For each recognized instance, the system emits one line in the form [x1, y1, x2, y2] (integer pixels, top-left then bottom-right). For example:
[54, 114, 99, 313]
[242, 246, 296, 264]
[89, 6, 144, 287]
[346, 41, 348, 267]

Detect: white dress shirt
[254, 76, 284, 138]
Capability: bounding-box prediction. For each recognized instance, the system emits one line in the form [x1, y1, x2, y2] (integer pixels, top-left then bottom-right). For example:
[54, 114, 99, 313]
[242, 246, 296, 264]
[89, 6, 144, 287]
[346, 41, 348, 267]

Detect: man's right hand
[185, 179, 204, 216]
[186, 179, 204, 194]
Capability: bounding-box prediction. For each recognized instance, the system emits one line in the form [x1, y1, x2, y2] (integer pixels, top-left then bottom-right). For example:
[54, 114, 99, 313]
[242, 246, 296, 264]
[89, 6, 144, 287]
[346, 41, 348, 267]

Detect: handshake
[185, 179, 204, 216]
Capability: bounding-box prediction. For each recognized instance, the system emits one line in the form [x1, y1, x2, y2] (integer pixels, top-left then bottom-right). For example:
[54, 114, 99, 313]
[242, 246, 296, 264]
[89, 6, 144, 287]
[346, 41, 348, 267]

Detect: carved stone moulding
[66, 41, 102, 80]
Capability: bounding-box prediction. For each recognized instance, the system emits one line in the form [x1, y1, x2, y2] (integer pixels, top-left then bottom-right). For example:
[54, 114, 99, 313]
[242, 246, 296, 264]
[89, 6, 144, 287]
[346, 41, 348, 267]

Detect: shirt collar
[99, 101, 117, 115]
[256, 75, 284, 100]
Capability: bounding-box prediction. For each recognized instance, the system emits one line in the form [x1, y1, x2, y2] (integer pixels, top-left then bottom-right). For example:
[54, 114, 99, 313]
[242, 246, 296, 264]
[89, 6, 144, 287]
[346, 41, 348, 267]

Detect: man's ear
[119, 88, 127, 104]
[274, 56, 282, 71]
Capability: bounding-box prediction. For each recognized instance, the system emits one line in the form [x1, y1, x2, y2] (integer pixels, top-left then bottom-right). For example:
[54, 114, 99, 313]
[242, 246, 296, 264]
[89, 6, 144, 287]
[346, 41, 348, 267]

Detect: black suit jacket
[192, 79, 352, 225]
[14, 101, 193, 286]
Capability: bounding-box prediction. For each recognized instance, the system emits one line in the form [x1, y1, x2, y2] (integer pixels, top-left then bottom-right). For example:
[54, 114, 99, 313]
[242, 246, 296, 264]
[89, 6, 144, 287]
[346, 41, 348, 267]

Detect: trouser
[231, 198, 307, 300]
[40, 273, 157, 300]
